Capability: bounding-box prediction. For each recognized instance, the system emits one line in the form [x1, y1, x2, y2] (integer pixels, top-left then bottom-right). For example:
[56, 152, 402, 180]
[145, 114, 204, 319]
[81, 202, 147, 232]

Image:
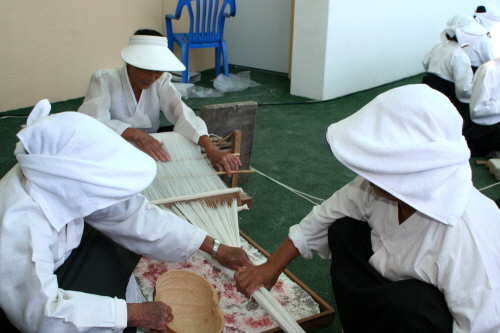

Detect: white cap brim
[121, 35, 185, 72]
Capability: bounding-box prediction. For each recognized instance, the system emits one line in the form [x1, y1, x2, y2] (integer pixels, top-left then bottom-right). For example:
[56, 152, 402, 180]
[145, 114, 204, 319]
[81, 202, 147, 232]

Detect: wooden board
[200, 101, 257, 186]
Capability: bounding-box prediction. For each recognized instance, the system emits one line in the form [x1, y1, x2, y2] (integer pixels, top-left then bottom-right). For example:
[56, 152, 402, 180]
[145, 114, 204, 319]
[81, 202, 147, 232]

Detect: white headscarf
[475, 5, 500, 32]
[445, 14, 487, 47]
[326, 85, 472, 226]
[15, 99, 157, 231]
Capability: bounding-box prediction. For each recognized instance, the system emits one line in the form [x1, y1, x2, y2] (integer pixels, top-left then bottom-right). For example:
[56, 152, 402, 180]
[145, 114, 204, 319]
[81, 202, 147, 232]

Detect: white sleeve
[469, 62, 500, 125]
[449, 288, 500, 333]
[0, 212, 127, 332]
[478, 37, 495, 64]
[85, 194, 207, 263]
[158, 76, 208, 144]
[289, 176, 371, 259]
[78, 71, 131, 135]
[451, 51, 474, 103]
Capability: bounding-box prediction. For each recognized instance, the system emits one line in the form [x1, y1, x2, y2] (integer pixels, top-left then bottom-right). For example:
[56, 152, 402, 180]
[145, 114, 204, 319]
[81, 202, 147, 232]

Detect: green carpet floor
[1, 66, 499, 332]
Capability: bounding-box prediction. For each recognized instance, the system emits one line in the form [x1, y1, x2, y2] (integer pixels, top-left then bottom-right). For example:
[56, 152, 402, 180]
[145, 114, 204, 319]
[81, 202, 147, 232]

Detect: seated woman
[463, 6, 499, 73]
[235, 85, 500, 333]
[422, 15, 486, 119]
[0, 102, 252, 332]
[78, 29, 240, 176]
[464, 24, 500, 156]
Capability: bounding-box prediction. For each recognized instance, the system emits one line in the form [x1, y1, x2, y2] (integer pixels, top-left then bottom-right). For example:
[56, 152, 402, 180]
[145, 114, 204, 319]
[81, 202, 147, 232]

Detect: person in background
[235, 85, 500, 333]
[422, 15, 486, 118]
[463, 6, 499, 73]
[0, 101, 252, 333]
[78, 29, 240, 176]
[464, 23, 500, 157]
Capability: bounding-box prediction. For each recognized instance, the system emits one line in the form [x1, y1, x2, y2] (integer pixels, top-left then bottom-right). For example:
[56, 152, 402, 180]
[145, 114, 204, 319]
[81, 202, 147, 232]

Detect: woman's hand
[215, 243, 254, 271]
[127, 301, 173, 332]
[198, 135, 241, 177]
[234, 261, 282, 299]
[122, 128, 170, 162]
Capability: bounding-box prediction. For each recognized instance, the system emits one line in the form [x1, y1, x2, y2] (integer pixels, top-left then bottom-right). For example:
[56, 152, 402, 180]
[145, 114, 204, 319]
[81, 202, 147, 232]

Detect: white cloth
[423, 41, 474, 103]
[289, 84, 500, 332]
[445, 15, 487, 47]
[327, 85, 471, 226]
[0, 109, 208, 332]
[463, 35, 495, 67]
[470, 58, 500, 125]
[289, 176, 500, 333]
[475, 6, 500, 32]
[78, 65, 207, 144]
[16, 104, 157, 232]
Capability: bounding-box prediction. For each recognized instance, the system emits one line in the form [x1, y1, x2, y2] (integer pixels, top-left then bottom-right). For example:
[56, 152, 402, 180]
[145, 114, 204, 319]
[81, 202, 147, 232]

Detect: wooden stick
[215, 169, 255, 176]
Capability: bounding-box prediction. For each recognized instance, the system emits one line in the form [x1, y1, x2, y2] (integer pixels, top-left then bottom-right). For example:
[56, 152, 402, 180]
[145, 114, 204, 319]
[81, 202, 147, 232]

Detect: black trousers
[328, 218, 453, 333]
[422, 73, 500, 156]
[422, 73, 470, 120]
[1, 224, 141, 333]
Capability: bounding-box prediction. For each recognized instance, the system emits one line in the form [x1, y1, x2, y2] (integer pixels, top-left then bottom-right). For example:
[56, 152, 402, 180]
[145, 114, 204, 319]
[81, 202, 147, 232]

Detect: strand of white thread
[250, 167, 324, 205]
[478, 182, 500, 191]
[252, 167, 500, 199]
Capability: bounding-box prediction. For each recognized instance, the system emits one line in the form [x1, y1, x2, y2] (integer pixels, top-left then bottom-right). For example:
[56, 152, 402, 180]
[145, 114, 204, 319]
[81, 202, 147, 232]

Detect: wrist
[211, 239, 221, 260]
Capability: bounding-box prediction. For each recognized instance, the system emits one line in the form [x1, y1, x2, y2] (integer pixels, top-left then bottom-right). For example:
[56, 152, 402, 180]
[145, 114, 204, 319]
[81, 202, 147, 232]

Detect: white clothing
[293, 85, 500, 331]
[78, 66, 207, 144]
[0, 165, 207, 333]
[445, 15, 487, 48]
[289, 176, 500, 333]
[423, 41, 474, 103]
[475, 7, 500, 33]
[327, 85, 471, 226]
[470, 58, 500, 125]
[0, 109, 208, 332]
[463, 35, 495, 68]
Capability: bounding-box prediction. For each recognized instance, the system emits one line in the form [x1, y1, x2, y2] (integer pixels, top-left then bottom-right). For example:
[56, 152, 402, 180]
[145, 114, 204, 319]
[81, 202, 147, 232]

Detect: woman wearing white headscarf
[462, 6, 500, 73]
[235, 85, 500, 333]
[0, 100, 252, 333]
[464, 23, 500, 156]
[78, 29, 241, 176]
[422, 15, 486, 118]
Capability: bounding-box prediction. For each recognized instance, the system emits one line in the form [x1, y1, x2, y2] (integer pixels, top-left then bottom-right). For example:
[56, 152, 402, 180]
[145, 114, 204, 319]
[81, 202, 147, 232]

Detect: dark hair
[445, 33, 458, 42]
[134, 29, 163, 37]
[476, 6, 487, 13]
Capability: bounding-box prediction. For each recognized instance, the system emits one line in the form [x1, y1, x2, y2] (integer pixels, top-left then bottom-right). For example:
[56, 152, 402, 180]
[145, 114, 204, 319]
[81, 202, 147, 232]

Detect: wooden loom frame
[143, 109, 335, 331]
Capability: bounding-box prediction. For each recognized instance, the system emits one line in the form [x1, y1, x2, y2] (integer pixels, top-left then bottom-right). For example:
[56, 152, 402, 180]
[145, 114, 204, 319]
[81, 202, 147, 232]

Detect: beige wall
[0, 0, 214, 112]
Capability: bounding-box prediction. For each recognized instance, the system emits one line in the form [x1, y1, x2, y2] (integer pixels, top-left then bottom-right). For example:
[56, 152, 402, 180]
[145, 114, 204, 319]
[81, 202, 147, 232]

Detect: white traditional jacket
[290, 176, 500, 333]
[0, 165, 207, 332]
[470, 58, 500, 125]
[78, 66, 207, 144]
[423, 41, 474, 103]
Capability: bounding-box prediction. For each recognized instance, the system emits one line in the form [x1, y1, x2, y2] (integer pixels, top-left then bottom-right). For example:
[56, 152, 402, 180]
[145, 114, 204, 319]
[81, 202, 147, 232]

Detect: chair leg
[181, 44, 190, 83]
[221, 40, 229, 77]
[215, 47, 221, 77]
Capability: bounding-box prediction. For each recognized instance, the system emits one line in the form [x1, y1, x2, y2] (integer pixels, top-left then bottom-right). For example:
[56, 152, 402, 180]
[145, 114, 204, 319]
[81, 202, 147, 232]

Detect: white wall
[226, 0, 292, 73]
[291, 0, 500, 100]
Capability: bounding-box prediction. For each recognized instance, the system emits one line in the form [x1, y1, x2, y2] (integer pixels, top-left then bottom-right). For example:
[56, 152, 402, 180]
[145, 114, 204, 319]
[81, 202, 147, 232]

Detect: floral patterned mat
[133, 236, 320, 333]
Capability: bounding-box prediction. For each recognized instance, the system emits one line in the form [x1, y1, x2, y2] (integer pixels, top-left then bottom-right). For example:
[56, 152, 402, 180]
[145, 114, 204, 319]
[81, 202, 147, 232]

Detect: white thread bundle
[170, 200, 306, 333]
[141, 132, 227, 201]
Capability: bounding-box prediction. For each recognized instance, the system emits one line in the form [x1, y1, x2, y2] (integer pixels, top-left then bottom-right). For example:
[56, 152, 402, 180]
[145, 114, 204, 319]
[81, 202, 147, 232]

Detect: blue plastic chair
[165, 0, 236, 83]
